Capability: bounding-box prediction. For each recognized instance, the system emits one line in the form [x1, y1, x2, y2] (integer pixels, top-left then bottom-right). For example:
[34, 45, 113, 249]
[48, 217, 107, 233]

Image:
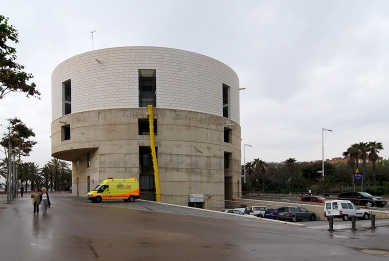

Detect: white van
[324, 200, 370, 221]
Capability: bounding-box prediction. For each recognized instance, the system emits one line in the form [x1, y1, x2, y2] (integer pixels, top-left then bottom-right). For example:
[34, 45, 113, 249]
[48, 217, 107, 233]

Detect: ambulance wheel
[96, 196, 102, 203]
[129, 196, 135, 202]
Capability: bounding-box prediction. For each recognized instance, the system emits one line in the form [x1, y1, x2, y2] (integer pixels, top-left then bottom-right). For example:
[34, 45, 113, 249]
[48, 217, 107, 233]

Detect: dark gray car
[276, 206, 316, 222]
[338, 192, 387, 207]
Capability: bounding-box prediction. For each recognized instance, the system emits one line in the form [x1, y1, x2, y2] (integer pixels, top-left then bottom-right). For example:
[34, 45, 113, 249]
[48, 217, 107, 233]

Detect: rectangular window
[224, 128, 231, 143]
[138, 119, 157, 135]
[63, 80, 71, 115]
[61, 125, 70, 141]
[87, 153, 90, 168]
[139, 69, 156, 107]
[224, 152, 231, 169]
[223, 84, 230, 118]
[139, 146, 157, 167]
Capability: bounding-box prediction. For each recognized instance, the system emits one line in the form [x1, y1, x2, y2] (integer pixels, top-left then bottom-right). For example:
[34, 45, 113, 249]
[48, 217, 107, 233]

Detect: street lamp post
[322, 128, 333, 178]
[243, 144, 252, 184]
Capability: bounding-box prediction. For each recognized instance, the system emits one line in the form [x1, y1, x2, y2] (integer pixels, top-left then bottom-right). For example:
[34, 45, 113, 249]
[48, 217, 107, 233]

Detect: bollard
[370, 214, 376, 229]
[328, 216, 334, 231]
[351, 216, 357, 230]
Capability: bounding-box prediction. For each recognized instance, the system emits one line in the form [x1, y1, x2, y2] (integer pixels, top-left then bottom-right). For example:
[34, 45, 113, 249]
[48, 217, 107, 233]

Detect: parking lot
[59, 193, 389, 230]
[2, 193, 389, 260]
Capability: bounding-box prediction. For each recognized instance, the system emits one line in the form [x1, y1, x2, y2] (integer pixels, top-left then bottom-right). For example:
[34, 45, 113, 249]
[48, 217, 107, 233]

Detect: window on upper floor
[138, 119, 157, 135]
[139, 69, 156, 107]
[63, 80, 71, 115]
[223, 84, 230, 118]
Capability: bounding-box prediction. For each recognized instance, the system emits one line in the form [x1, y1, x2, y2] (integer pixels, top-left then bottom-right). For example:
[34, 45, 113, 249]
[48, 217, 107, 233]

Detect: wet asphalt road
[1, 193, 389, 261]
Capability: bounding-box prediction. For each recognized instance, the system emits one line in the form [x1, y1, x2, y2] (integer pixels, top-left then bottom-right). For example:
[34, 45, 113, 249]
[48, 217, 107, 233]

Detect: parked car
[277, 206, 316, 222]
[353, 204, 370, 220]
[223, 209, 244, 215]
[234, 208, 246, 214]
[263, 208, 278, 219]
[244, 206, 267, 217]
[324, 199, 370, 220]
[300, 195, 326, 204]
[337, 192, 387, 207]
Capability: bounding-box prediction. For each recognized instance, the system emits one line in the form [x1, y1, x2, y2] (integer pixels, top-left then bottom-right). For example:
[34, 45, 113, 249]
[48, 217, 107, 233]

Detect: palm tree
[358, 142, 369, 190]
[18, 162, 41, 190]
[368, 141, 384, 186]
[283, 158, 296, 194]
[47, 158, 61, 191]
[59, 160, 71, 191]
[40, 165, 50, 189]
[245, 162, 254, 189]
[342, 143, 360, 190]
[253, 159, 267, 194]
[45, 158, 71, 192]
[317, 175, 334, 194]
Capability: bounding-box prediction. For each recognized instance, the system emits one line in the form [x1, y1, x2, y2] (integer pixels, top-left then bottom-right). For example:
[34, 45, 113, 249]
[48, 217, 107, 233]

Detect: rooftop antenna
[90, 30, 96, 51]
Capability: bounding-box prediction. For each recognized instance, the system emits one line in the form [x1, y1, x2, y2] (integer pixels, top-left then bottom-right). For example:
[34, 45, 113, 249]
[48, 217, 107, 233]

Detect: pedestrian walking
[41, 187, 51, 215]
[31, 187, 41, 214]
[308, 188, 312, 196]
[20, 186, 24, 197]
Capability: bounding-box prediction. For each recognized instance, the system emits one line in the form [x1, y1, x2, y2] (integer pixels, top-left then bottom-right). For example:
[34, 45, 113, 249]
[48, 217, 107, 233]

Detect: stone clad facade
[51, 46, 241, 209]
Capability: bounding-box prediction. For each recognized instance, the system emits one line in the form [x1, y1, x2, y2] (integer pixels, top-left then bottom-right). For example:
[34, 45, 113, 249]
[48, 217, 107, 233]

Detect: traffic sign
[354, 172, 363, 181]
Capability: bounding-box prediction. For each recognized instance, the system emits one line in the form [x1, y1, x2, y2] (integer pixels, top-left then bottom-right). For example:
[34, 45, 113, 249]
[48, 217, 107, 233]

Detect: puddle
[360, 249, 389, 256]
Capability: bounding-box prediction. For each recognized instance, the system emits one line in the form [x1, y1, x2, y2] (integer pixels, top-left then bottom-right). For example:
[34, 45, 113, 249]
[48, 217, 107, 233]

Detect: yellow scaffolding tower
[147, 105, 161, 202]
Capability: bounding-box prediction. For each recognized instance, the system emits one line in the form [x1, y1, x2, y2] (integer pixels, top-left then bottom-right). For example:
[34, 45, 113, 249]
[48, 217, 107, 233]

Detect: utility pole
[90, 30, 96, 51]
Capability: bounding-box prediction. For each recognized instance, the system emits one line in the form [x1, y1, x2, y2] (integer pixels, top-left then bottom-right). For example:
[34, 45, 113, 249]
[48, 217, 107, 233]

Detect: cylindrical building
[51, 46, 241, 209]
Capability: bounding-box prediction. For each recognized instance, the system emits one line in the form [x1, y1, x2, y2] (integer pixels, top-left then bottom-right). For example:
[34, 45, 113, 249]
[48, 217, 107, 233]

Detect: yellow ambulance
[87, 177, 140, 203]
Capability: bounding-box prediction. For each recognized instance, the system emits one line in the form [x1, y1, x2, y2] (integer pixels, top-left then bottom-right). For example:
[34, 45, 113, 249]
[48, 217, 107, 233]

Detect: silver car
[245, 206, 267, 217]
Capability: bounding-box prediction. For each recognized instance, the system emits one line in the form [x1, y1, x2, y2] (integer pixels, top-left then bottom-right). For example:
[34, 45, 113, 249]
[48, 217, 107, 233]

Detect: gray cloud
[1, 0, 388, 167]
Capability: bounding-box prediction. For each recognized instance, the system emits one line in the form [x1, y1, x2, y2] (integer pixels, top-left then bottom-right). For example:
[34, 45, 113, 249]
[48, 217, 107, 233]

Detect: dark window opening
[223, 84, 230, 118]
[139, 146, 157, 193]
[139, 69, 156, 107]
[65, 103, 71, 115]
[62, 125, 70, 141]
[64, 81, 71, 101]
[139, 147, 158, 167]
[224, 152, 231, 169]
[188, 202, 203, 208]
[63, 80, 71, 115]
[87, 153, 90, 168]
[138, 119, 157, 135]
[224, 128, 231, 143]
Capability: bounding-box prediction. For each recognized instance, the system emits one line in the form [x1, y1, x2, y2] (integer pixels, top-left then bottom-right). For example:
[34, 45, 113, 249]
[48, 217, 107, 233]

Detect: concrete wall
[51, 108, 241, 209]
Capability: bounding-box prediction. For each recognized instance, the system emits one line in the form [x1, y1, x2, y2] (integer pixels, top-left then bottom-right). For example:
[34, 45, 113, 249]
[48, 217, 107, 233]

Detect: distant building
[323, 157, 383, 164]
[51, 46, 241, 210]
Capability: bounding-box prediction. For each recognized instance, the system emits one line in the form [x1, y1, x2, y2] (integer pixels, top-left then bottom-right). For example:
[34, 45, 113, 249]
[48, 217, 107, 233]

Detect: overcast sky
[1, 0, 389, 168]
